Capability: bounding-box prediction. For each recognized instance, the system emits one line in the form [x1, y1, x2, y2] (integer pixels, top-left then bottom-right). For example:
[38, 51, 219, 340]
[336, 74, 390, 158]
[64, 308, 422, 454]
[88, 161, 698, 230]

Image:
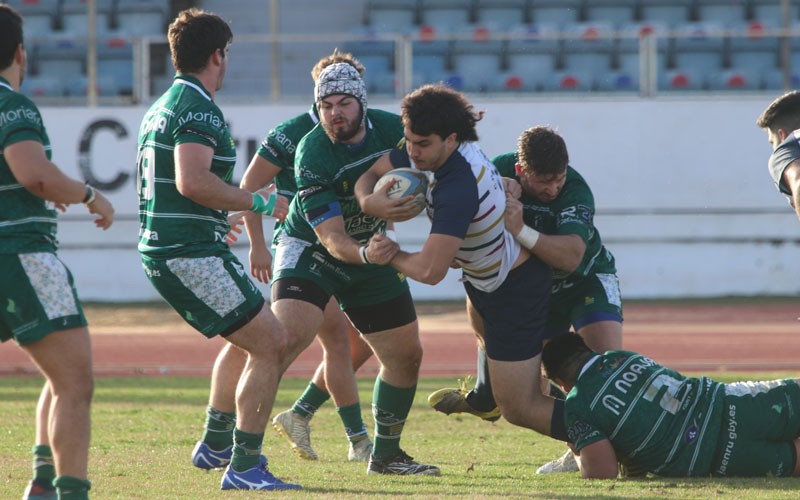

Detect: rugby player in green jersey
[543, 333, 800, 478]
[136, 8, 300, 491]
[428, 126, 623, 474]
[757, 91, 800, 221]
[269, 63, 439, 476]
[356, 85, 570, 460]
[196, 51, 375, 464]
[1, 5, 115, 499]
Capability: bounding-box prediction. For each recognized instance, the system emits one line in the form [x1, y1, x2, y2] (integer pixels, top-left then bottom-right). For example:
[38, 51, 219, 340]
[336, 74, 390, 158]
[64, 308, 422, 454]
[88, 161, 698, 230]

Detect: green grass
[3, 375, 800, 499]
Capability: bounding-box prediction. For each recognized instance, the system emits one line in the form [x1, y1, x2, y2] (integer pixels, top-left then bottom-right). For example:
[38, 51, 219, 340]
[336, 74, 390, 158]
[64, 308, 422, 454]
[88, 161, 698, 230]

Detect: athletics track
[1, 301, 799, 377]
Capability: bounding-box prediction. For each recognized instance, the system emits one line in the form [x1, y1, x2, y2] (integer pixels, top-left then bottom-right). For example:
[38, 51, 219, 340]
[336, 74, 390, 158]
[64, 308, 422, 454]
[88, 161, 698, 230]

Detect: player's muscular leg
[209, 343, 247, 413]
[578, 321, 622, 352]
[23, 327, 93, 479]
[224, 307, 290, 433]
[488, 355, 555, 436]
[315, 298, 359, 407]
[362, 322, 422, 388]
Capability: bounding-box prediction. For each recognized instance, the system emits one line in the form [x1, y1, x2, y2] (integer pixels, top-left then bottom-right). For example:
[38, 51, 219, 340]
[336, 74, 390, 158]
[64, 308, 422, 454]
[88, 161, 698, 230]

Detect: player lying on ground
[541, 333, 800, 478]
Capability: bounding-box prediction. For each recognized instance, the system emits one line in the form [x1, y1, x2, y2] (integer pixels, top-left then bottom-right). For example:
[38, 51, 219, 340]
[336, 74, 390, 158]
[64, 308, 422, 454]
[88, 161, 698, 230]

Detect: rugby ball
[373, 167, 428, 216]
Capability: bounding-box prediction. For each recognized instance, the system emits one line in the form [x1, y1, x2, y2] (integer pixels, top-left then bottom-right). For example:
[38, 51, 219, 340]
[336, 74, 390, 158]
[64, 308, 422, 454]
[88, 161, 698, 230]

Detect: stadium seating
[560, 21, 616, 75]
[695, 0, 748, 26]
[115, 0, 168, 36]
[582, 0, 638, 27]
[61, 0, 114, 35]
[474, 0, 527, 30]
[638, 0, 692, 26]
[364, 0, 420, 33]
[419, 0, 472, 32]
[526, 0, 581, 27]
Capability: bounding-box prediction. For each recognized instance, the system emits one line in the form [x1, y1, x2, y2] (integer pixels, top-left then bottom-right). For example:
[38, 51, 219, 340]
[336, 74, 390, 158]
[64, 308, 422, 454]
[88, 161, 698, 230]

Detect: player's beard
[322, 112, 362, 143]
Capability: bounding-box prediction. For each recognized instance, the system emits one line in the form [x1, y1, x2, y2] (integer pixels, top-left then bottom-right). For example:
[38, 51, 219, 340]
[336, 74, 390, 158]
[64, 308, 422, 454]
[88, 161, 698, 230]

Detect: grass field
[3, 375, 800, 499]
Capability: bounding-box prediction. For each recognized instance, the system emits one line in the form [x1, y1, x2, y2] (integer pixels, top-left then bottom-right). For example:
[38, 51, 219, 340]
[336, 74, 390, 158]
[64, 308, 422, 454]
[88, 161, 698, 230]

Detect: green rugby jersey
[136, 75, 237, 258]
[281, 109, 403, 246]
[565, 351, 723, 476]
[255, 106, 318, 244]
[492, 153, 616, 281]
[0, 76, 57, 254]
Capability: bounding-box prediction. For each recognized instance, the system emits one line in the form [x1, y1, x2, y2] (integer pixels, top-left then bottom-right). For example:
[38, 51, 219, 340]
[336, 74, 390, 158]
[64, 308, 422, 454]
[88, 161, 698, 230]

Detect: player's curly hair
[401, 84, 483, 142]
[541, 333, 593, 384]
[311, 49, 365, 81]
[517, 126, 569, 177]
[757, 91, 800, 134]
[168, 8, 232, 74]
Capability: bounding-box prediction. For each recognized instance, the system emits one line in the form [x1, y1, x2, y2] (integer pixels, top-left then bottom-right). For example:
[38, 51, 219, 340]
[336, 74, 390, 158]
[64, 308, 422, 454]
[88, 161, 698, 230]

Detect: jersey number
[137, 147, 156, 201]
[643, 374, 682, 414]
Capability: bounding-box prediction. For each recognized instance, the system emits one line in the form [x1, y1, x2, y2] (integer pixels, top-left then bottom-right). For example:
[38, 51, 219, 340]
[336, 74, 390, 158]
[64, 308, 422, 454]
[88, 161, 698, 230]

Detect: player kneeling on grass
[542, 333, 800, 478]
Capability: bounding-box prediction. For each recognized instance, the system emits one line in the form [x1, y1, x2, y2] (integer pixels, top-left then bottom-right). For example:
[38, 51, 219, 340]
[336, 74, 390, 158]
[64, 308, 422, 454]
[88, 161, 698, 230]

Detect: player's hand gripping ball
[373, 168, 429, 217]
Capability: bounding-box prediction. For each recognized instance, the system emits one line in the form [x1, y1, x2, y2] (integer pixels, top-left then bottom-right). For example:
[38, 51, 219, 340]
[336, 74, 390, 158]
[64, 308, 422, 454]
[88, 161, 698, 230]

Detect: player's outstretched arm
[5, 139, 115, 229]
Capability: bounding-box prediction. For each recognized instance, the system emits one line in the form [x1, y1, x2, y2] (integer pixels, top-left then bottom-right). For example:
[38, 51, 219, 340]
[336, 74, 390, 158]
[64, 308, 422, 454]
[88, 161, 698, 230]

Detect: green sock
[53, 476, 91, 500]
[32, 444, 55, 485]
[370, 377, 416, 459]
[292, 382, 330, 418]
[231, 428, 263, 472]
[201, 406, 236, 450]
[336, 403, 368, 443]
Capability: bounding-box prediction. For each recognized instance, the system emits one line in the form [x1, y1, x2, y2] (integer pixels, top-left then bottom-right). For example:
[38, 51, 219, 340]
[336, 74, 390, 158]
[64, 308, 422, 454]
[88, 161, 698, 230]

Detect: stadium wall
[42, 95, 800, 301]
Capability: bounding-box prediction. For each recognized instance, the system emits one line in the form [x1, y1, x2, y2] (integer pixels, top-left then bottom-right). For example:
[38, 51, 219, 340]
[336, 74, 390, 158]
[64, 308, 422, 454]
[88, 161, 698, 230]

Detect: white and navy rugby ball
[373, 167, 429, 216]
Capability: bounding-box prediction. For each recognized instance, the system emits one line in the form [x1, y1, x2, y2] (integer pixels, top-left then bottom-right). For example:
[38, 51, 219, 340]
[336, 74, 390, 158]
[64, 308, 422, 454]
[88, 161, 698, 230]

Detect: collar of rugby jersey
[174, 74, 212, 101]
[0, 75, 12, 91]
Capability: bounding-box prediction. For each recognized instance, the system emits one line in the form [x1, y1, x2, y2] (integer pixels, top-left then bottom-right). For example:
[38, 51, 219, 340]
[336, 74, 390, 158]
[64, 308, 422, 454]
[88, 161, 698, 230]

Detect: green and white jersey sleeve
[255, 107, 318, 245]
[136, 75, 237, 258]
[565, 351, 723, 477]
[281, 108, 403, 246]
[0, 77, 57, 253]
[492, 152, 616, 279]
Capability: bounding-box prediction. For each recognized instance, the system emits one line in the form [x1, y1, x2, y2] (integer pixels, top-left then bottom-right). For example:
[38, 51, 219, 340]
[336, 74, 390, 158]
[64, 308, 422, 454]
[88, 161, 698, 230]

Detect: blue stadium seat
[505, 23, 559, 84]
[61, 0, 113, 35]
[115, 0, 167, 36]
[751, 0, 800, 24]
[97, 37, 134, 95]
[412, 25, 453, 75]
[596, 70, 639, 92]
[615, 21, 670, 82]
[763, 70, 800, 91]
[695, 0, 747, 26]
[20, 75, 64, 97]
[8, 0, 58, 35]
[419, 0, 472, 32]
[639, 0, 692, 27]
[527, 0, 581, 27]
[365, 0, 419, 33]
[582, 0, 637, 27]
[66, 74, 120, 97]
[474, 0, 527, 30]
[670, 22, 726, 73]
[561, 22, 615, 74]
[33, 37, 85, 80]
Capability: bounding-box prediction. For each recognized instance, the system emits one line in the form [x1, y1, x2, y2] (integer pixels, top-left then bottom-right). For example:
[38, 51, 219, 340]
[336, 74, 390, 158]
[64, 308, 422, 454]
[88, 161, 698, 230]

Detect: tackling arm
[504, 196, 586, 273]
